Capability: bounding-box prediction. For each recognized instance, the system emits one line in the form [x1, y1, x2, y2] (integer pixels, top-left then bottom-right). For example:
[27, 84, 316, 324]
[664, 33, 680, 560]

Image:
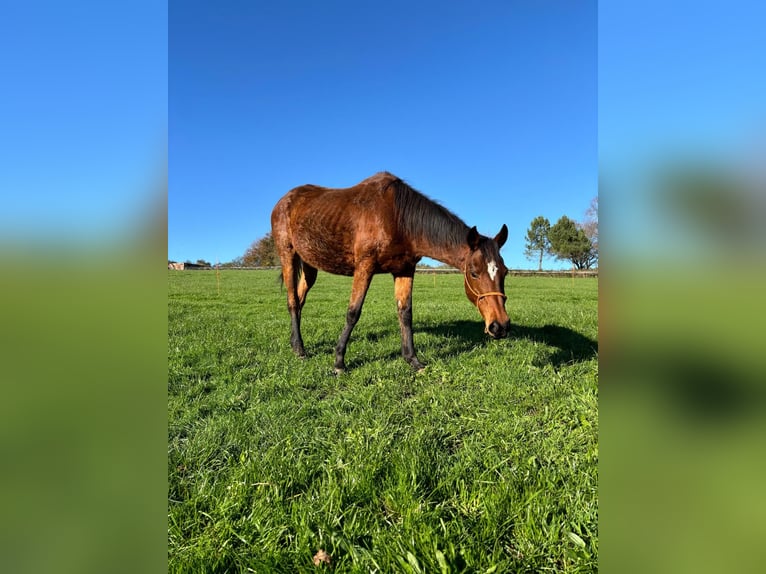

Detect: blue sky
[3, 2, 762, 270]
[0, 1, 167, 244]
[169, 0, 597, 269]
[600, 0, 766, 261]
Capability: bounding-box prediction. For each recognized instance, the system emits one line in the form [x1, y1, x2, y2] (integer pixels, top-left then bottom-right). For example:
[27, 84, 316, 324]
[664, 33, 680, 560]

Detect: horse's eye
[470, 271, 479, 279]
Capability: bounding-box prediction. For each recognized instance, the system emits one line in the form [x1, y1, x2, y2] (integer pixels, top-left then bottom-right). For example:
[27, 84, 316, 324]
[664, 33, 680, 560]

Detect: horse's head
[463, 224, 511, 339]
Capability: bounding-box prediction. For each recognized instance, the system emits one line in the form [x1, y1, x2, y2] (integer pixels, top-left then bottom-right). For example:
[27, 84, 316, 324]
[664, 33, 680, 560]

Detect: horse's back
[279, 172, 396, 207]
[271, 173, 405, 276]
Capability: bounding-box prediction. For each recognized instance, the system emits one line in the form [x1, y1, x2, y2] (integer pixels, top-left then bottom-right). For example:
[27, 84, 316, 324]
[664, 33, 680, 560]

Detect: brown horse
[271, 171, 510, 372]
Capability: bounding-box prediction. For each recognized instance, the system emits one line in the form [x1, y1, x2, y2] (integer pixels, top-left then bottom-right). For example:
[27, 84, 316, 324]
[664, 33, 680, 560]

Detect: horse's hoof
[410, 360, 426, 372]
[333, 366, 346, 376]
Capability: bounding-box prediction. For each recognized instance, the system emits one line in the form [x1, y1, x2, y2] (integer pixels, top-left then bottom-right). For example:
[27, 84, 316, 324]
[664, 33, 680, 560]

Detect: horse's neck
[417, 239, 469, 271]
[403, 203, 471, 270]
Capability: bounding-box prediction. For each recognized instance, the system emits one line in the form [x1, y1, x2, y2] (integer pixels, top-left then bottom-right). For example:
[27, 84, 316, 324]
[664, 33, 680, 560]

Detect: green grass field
[168, 270, 598, 573]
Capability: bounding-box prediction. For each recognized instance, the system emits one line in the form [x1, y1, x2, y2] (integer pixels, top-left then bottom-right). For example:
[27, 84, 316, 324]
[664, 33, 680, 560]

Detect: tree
[243, 232, 279, 267]
[581, 196, 598, 266]
[523, 216, 551, 271]
[549, 215, 597, 270]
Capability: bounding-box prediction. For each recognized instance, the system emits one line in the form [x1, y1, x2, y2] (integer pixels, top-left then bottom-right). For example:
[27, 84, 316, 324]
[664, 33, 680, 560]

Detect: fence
[180, 266, 598, 277]
[415, 268, 597, 277]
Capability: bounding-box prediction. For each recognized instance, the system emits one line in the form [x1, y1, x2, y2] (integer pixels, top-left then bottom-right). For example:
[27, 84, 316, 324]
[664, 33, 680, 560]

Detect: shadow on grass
[300, 320, 597, 369]
[420, 320, 598, 367]
[511, 323, 598, 366]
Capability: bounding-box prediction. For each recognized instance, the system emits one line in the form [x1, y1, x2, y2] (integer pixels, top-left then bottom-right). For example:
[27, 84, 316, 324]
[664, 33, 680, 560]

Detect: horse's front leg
[394, 274, 425, 371]
[334, 268, 373, 374]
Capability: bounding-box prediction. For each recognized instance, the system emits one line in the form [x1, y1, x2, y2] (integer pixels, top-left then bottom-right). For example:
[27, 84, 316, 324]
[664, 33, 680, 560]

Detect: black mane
[386, 175, 469, 248]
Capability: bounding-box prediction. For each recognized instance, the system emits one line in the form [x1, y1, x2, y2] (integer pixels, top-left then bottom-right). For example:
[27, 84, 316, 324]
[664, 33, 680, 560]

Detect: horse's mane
[383, 174, 469, 248]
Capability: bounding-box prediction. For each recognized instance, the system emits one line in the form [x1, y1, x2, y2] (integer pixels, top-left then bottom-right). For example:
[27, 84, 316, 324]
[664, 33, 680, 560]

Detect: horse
[270, 171, 510, 373]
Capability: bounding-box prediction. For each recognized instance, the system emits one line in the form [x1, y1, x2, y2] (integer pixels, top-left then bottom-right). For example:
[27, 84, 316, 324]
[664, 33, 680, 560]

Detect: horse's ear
[467, 226, 481, 250]
[494, 224, 508, 248]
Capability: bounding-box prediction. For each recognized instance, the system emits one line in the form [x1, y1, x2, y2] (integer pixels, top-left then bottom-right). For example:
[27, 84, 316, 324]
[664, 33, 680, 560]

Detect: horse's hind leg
[297, 263, 317, 308]
[334, 266, 373, 373]
[281, 253, 307, 357]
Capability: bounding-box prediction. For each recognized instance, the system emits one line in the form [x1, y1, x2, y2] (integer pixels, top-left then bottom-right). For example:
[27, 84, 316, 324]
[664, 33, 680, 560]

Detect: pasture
[168, 270, 598, 572]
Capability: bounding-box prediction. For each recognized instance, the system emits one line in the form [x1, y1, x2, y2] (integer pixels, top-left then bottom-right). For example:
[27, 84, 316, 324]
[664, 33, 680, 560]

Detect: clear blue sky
[169, 0, 597, 269]
[600, 0, 766, 261]
[3, 2, 761, 270]
[0, 1, 166, 244]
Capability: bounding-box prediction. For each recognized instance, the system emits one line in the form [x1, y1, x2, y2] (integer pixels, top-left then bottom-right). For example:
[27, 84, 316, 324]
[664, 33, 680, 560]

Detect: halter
[463, 263, 507, 308]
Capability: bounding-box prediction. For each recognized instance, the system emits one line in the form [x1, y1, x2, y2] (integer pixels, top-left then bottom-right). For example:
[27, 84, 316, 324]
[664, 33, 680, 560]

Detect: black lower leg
[290, 307, 305, 357]
[398, 301, 424, 370]
[334, 305, 362, 372]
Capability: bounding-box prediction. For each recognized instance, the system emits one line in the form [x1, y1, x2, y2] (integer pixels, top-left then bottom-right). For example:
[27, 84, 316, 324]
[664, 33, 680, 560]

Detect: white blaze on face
[487, 260, 498, 281]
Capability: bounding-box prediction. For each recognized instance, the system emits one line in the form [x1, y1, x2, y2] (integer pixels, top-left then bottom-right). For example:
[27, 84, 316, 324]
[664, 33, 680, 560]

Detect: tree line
[238, 232, 278, 267]
[524, 196, 598, 270]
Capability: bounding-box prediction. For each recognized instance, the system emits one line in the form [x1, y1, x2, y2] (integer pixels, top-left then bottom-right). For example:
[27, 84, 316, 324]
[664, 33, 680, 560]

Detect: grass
[168, 270, 598, 573]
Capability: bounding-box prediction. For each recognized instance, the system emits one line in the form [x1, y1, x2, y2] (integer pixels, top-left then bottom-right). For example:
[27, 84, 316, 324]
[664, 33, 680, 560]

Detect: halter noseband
[463, 264, 507, 308]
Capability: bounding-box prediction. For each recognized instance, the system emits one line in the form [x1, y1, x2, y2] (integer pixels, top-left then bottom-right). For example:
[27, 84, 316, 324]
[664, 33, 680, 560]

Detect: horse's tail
[276, 256, 302, 290]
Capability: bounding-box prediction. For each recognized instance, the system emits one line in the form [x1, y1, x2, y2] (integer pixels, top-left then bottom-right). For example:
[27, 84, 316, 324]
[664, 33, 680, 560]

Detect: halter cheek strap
[463, 264, 507, 308]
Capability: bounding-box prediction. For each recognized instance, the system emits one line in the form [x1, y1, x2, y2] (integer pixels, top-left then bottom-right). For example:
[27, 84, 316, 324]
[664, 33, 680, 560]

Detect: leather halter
[463, 264, 507, 308]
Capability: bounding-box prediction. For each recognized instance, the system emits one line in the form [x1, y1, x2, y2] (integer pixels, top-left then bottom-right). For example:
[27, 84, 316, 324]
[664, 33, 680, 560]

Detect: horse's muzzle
[487, 320, 510, 339]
